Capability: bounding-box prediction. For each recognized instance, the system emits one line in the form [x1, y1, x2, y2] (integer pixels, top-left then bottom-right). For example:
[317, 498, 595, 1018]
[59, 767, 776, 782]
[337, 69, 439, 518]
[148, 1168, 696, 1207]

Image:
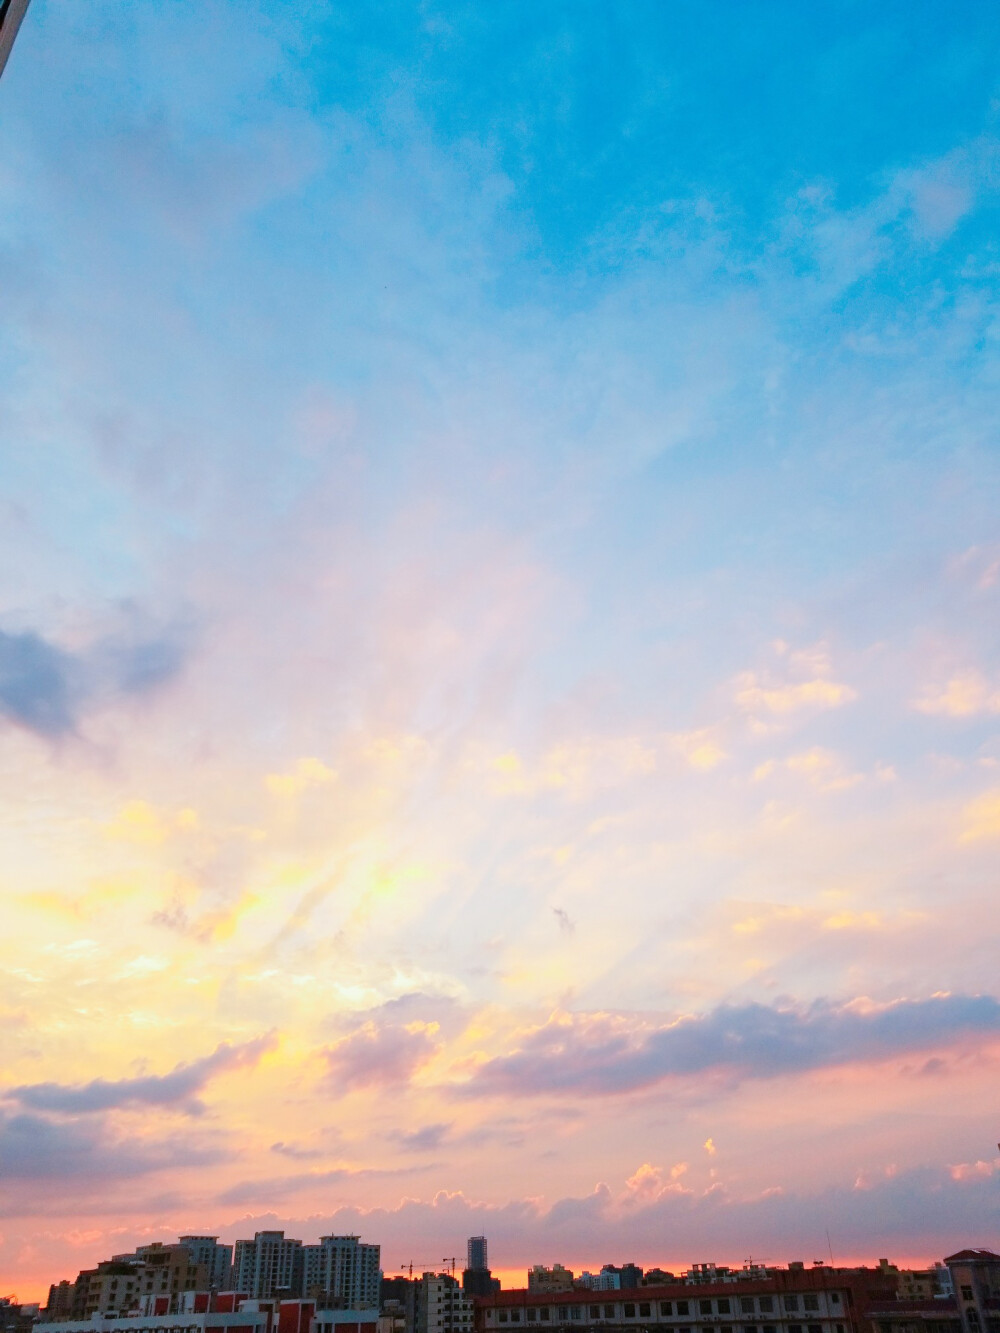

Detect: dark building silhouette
[463, 1236, 498, 1297]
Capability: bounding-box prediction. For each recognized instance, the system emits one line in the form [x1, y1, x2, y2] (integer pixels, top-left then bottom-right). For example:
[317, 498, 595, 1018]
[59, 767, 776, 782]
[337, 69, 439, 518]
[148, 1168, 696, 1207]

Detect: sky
[1, 0, 1000, 1303]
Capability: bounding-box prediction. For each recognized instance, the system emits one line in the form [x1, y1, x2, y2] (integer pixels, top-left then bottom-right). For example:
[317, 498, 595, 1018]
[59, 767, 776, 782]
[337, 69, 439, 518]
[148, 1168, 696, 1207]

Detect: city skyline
[2, 0, 1000, 1304]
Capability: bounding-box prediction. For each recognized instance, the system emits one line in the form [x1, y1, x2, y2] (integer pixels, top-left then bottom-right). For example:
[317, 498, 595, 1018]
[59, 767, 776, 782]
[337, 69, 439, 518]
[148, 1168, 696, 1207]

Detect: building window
[511, 1315, 521, 1323]
[829, 1297, 840, 1307]
[788, 1324, 802, 1333]
[605, 1308, 616, 1320]
[962, 1290, 973, 1303]
[541, 1311, 551, 1322]
[741, 1302, 755, 1315]
[807, 1324, 821, 1333]
[661, 1306, 673, 1318]
[500, 1315, 508, 1323]
[804, 1299, 819, 1313]
[700, 1302, 712, 1316]
[719, 1301, 731, 1316]
[785, 1298, 800, 1313]
[625, 1306, 636, 1318]
[570, 1309, 582, 1321]
[528, 1313, 537, 1323]
[640, 1306, 651, 1318]
[590, 1309, 599, 1320]
[678, 1304, 690, 1317]
[758, 1302, 773, 1315]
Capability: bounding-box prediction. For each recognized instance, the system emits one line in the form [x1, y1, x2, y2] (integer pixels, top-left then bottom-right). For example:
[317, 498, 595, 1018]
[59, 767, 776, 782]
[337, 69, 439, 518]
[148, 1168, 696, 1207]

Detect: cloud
[0, 1110, 228, 1186]
[324, 1020, 440, 1090]
[6, 1035, 275, 1115]
[459, 994, 1000, 1098]
[959, 790, 1000, 843]
[553, 907, 575, 936]
[0, 621, 189, 739]
[915, 671, 1000, 718]
[265, 757, 337, 797]
[0, 629, 78, 737]
[736, 673, 856, 716]
[216, 1163, 431, 1207]
[391, 1122, 453, 1152]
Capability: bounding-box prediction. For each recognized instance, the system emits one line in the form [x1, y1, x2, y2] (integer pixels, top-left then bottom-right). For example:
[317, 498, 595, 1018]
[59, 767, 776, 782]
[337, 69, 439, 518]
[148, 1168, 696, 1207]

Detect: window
[590, 1309, 599, 1320]
[511, 1315, 521, 1323]
[640, 1305, 651, 1318]
[808, 1324, 822, 1333]
[661, 1305, 673, 1318]
[541, 1311, 551, 1322]
[830, 1297, 840, 1306]
[605, 1308, 616, 1320]
[804, 1299, 819, 1313]
[678, 1304, 690, 1317]
[500, 1315, 508, 1324]
[962, 1290, 974, 1303]
[788, 1324, 802, 1333]
[719, 1301, 731, 1316]
[741, 1301, 755, 1315]
[744, 1326, 758, 1333]
[758, 1301, 773, 1315]
[528, 1313, 537, 1323]
[570, 1309, 582, 1321]
[700, 1302, 713, 1316]
[785, 1297, 799, 1312]
[625, 1306, 636, 1318]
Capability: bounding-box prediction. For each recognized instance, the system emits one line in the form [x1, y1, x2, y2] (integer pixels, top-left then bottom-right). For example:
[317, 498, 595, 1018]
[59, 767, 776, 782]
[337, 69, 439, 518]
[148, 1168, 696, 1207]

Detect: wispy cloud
[7, 1035, 275, 1115]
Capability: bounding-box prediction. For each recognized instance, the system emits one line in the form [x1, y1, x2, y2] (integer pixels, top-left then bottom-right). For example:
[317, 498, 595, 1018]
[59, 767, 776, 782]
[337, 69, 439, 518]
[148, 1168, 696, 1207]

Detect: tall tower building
[462, 1237, 494, 1298]
[232, 1231, 303, 1298]
[302, 1235, 381, 1309]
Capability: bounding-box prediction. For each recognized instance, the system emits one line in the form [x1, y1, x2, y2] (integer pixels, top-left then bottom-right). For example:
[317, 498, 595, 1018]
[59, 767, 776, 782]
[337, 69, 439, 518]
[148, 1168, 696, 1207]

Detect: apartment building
[234, 1232, 305, 1299]
[416, 1274, 476, 1333]
[302, 1236, 381, 1309]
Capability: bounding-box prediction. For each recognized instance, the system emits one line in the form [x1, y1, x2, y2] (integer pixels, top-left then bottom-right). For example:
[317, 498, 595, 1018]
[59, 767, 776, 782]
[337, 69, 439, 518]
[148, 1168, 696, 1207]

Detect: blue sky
[1, 0, 1000, 1298]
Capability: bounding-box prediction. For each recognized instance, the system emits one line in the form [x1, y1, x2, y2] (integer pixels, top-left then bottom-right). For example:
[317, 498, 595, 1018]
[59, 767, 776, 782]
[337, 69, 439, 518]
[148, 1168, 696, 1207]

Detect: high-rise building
[463, 1236, 495, 1298]
[467, 1239, 488, 1273]
[179, 1238, 234, 1291]
[233, 1231, 304, 1298]
[302, 1235, 381, 1309]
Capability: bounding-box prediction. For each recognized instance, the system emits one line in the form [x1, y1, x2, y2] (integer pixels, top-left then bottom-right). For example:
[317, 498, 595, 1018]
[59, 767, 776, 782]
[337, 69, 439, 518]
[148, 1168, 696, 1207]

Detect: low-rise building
[529, 1270, 575, 1295]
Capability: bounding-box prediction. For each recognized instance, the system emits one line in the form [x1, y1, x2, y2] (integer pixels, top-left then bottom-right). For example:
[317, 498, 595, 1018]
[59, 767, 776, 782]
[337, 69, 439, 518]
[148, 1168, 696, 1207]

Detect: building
[1, 1300, 40, 1333]
[416, 1273, 476, 1333]
[234, 1232, 305, 1299]
[943, 1250, 1000, 1333]
[464, 1238, 497, 1299]
[74, 1263, 143, 1319]
[302, 1236, 381, 1309]
[37, 1300, 376, 1333]
[577, 1275, 619, 1293]
[470, 1243, 490, 1274]
[180, 1237, 235, 1291]
[528, 1269, 575, 1295]
[475, 1263, 900, 1333]
[111, 1242, 210, 1305]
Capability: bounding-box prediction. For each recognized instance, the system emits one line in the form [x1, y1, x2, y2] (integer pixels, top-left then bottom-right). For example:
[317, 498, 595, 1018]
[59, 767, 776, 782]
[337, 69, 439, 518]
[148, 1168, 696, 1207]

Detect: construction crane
[400, 1262, 459, 1279]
